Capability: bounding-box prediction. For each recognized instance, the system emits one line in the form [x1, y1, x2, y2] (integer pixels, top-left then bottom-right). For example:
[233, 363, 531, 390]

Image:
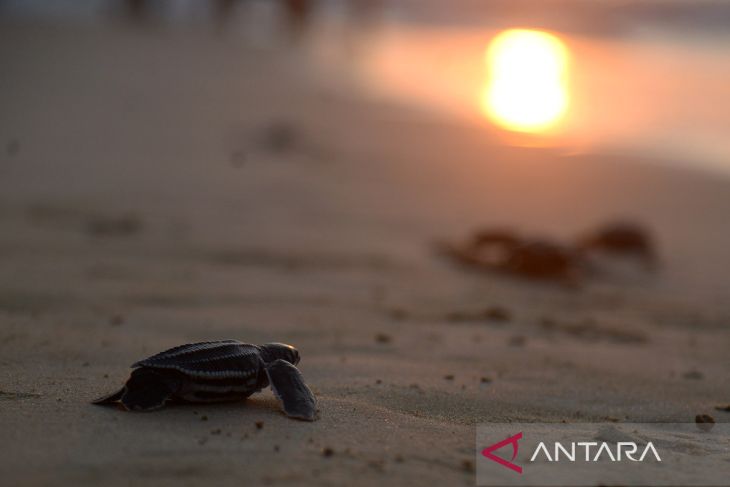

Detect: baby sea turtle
[438, 229, 583, 283]
[92, 341, 317, 421]
[576, 221, 657, 269]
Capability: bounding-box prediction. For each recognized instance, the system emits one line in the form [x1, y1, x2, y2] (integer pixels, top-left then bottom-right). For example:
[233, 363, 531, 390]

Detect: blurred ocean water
[2, 0, 729, 174]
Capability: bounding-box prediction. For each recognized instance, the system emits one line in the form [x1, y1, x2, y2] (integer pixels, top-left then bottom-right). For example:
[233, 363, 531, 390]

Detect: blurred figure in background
[281, 0, 314, 39]
[121, 0, 317, 37]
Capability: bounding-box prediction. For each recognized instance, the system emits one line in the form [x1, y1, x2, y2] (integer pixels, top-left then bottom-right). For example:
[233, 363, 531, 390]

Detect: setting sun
[482, 29, 570, 133]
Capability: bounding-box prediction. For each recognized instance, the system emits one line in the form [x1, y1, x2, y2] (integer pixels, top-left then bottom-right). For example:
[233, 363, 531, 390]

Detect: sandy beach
[1, 9, 729, 486]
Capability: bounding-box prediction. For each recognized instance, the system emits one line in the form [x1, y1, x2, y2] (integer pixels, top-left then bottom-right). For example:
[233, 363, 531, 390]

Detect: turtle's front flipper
[265, 359, 317, 421]
[120, 368, 178, 411]
[92, 387, 125, 405]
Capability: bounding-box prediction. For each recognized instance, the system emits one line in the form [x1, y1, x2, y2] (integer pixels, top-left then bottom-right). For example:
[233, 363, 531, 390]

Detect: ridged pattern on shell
[132, 340, 263, 379]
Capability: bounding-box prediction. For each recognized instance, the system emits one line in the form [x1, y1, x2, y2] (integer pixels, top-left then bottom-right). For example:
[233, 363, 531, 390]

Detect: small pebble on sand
[260, 121, 299, 153]
[86, 214, 142, 237]
[695, 414, 715, 432]
[683, 370, 704, 380]
[375, 333, 392, 344]
[484, 306, 512, 322]
[322, 447, 334, 457]
[109, 315, 124, 326]
[255, 421, 264, 430]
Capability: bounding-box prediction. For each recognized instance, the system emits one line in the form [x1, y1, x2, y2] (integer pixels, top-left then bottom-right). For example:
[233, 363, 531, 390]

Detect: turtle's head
[260, 342, 300, 366]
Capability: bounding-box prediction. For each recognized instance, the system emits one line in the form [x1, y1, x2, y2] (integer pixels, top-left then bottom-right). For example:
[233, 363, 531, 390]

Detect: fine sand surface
[1, 19, 729, 486]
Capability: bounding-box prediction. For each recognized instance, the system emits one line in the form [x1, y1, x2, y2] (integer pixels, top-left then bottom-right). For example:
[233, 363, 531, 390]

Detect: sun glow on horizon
[482, 29, 571, 133]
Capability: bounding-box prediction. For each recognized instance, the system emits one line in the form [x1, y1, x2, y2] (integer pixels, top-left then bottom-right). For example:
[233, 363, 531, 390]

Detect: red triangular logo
[481, 432, 523, 474]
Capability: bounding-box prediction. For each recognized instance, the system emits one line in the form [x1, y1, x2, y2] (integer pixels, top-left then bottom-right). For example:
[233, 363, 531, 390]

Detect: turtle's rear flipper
[92, 387, 125, 405]
[265, 359, 317, 421]
[120, 368, 177, 411]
